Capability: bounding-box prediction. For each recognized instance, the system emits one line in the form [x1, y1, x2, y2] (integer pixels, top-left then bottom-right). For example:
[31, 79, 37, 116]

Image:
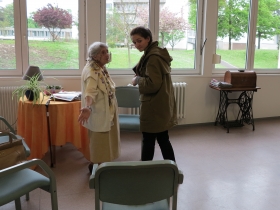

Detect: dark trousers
[141, 130, 176, 162]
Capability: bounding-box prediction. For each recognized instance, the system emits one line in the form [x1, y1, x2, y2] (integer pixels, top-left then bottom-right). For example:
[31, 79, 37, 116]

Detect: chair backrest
[115, 86, 140, 108]
[90, 160, 183, 210]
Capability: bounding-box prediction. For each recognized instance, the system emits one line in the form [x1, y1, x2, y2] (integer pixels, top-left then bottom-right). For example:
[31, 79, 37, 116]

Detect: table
[17, 95, 90, 166]
[210, 86, 261, 133]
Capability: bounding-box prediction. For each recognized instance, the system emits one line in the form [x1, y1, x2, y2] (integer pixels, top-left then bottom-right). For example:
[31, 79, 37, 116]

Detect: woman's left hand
[78, 108, 91, 125]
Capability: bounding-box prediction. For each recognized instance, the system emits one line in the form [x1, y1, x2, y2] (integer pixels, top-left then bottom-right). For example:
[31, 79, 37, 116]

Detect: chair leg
[26, 192, 30, 200]
[15, 198, 22, 210]
[50, 190, 58, 210]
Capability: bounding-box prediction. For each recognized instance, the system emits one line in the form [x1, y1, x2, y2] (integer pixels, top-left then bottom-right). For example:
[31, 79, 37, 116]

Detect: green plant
[12, 73, 49, 105]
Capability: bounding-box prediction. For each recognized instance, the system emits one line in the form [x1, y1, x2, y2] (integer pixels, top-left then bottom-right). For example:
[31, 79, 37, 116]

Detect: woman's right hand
[78, 107, 91, 125]
[131, 75, 138, 86]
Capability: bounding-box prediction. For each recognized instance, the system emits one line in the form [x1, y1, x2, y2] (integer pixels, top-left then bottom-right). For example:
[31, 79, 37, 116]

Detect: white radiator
[125, 82, 187, 119]
[173, 82, 187, 119]
[0, 86, 19, 131]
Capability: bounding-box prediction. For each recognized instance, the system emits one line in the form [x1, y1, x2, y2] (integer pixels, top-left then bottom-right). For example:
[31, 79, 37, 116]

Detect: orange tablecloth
[17, 96, 90, 162]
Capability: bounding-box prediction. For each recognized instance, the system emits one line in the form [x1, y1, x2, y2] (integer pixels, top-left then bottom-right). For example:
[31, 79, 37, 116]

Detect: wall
[1, 74, 279, 125]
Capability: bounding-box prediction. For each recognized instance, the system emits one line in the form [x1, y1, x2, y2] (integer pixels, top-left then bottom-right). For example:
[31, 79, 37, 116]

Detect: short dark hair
[130, 26, 153, 45]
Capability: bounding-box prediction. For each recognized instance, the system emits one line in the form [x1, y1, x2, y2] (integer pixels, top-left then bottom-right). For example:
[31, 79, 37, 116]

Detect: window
[0, 0, 279, 77]
[159, 0, 197, 71]
[214, 0, 280, 74]
[215, 0, 250, 70]
[0, 0, 16, 70]
[0, 0, 85, 76]
[104, 0, 203, 74]
[254, 0, 280, 70]
[105, 0, 149, 70]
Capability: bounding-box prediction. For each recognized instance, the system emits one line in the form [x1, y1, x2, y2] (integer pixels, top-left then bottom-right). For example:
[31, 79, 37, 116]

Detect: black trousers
[141, 130, 176, 162]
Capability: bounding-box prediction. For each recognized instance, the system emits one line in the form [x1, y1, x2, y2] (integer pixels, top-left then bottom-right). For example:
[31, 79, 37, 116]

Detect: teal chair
[89, 160, 184, 210]
[0, 159, 58, 210]
[0, 116, 30, 157]
[115, 86, 140, 132]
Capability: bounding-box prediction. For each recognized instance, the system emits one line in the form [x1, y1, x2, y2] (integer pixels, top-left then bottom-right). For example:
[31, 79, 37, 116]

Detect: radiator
[0, 86, 19, 131]
[125, 82, 187, 119]
[173, 82, 187, 119]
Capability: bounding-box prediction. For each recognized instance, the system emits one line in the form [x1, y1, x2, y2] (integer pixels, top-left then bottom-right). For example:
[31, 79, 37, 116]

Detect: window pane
[106, 0, 149, 69]
[160, 0, 194, 69]
[0, 0, 16, 69]
[215, 0, 250, 69]
[26, 0, 79, 69]
[254, 0, 280, 69]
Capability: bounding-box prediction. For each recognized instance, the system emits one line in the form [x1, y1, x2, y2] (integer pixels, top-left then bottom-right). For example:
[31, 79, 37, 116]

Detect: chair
[115, 86, 141, 132]
[0, 159, 58, 210]
[89, 160, 184, 210]
[0, 116, 30, 157]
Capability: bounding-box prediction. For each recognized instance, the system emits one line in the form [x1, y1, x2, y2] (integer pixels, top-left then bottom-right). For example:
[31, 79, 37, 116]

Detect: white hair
[87, 42, 108, 61]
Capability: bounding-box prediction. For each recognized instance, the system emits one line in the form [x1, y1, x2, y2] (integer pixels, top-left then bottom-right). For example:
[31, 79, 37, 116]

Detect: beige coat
[134, 41, 178, 133]
[81, 62, 117, 132]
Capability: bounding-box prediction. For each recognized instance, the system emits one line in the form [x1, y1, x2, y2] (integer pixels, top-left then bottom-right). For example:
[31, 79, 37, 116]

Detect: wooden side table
[210, 86, 261, 133]
[17, 96, 90, 167]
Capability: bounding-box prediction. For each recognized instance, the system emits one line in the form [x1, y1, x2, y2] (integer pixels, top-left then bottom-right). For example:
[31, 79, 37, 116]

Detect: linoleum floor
[1, 117, 280, 210]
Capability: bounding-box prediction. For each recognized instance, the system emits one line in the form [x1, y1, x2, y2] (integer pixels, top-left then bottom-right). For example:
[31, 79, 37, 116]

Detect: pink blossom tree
[137, 7, 189, 49]
[33, 4, 72, 42]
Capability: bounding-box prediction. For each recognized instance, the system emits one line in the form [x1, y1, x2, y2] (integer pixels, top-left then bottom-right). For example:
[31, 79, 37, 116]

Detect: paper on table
[52, 91, 81, 101]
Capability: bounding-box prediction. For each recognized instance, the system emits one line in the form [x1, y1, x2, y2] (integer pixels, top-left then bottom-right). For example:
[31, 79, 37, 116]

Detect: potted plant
[44, 85, 63, 95]
[12, 73, 49, 105]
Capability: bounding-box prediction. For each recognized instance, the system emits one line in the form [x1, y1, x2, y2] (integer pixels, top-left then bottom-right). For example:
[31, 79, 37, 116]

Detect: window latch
[200, 38, 207, 55]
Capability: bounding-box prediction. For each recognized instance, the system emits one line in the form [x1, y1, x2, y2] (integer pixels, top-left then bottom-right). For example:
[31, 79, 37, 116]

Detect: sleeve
[84, 76, 98, 103]
[138, 55, 163, 94]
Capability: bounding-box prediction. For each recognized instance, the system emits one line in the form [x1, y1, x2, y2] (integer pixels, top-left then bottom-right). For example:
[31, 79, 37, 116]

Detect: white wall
[1, 74, 279, 125]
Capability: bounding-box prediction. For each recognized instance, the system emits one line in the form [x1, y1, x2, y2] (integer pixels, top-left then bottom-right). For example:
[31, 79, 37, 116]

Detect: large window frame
[1, 0, 279, 78]
[212, 0, 280, 74]
[0, 0, 86, 77]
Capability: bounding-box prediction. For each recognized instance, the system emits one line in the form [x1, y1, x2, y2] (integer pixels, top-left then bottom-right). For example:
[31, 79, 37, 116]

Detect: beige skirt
[88, 111, 120, 163]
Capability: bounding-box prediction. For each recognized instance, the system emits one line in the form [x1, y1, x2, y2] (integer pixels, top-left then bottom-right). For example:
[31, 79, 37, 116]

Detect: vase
[25, 90, 34, 101]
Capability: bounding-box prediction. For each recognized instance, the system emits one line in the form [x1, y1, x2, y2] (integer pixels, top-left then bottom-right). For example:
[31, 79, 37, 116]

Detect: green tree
[0, 3, 14, 28]
[28, 13, 39, 28]
[189, 0, 249, 50]
[256, 0, 280, 49]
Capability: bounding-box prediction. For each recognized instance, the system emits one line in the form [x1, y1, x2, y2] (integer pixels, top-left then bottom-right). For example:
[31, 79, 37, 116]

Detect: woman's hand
[131, 75, 138, 86]
[78, 107, 91, 125]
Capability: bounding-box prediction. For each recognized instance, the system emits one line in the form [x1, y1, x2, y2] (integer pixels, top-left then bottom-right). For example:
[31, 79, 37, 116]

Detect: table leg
[238, 91, 255, 131]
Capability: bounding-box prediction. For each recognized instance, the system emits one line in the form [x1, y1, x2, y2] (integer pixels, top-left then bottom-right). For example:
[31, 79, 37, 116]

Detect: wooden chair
[89, 160, 184, 210]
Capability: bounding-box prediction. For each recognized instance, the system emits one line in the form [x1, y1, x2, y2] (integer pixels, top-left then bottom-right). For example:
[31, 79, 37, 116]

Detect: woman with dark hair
[78, 42, 120, 173]
[130, 26, 177, 162]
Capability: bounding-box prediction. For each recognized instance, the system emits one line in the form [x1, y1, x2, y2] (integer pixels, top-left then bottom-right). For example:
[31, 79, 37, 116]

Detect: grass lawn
[0, 40, 279, 70]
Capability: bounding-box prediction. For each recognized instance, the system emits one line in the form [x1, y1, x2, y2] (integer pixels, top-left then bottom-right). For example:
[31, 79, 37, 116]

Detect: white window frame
[0, 0, 86, 77]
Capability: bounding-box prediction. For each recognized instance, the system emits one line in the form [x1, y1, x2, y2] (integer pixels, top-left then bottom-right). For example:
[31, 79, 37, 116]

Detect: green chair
[0, 116, 30, 157]
[115, 86, 140, 132]
[0, 159, 58, 210]
[89, 160, 184, 210]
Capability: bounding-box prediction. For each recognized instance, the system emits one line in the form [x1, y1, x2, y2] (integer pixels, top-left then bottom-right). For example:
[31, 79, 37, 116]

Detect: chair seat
[119, 114, 140, 131]
[103, 199, 169, 210]
[0, 135, 31, 157]
[0, 168, 50, 205]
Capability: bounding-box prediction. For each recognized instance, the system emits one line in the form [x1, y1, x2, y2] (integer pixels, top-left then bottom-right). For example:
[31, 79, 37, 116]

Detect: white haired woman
[78, 42, 120, 173]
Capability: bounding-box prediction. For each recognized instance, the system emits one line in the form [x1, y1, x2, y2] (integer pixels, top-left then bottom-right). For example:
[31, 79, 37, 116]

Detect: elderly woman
[78, 42, 120, 173]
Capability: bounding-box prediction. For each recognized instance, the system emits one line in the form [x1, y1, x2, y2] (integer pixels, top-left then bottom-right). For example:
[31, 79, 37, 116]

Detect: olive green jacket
[134, 41, 177, 133]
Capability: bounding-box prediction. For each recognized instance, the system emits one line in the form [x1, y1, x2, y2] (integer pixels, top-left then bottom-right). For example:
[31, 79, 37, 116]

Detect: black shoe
[88, 163, 93, 174]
